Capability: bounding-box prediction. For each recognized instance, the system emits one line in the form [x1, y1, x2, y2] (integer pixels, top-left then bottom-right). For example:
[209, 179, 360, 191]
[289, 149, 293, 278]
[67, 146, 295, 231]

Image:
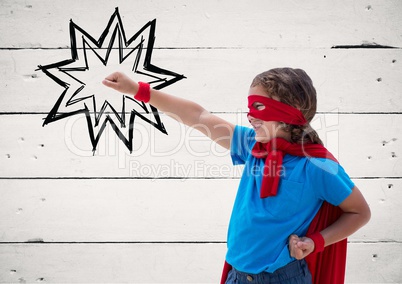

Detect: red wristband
[307, 232, 325, 254]
[134, 82, 151, 103]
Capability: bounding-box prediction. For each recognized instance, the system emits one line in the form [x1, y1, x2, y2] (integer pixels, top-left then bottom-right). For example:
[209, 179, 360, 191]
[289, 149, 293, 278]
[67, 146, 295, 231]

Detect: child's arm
[289, 186, 371, 259]
[102, 72, 235, 149]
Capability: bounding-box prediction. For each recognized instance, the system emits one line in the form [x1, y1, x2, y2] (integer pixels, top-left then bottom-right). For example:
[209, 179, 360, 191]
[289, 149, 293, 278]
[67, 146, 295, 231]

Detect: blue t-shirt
[226, 126, 354, 274]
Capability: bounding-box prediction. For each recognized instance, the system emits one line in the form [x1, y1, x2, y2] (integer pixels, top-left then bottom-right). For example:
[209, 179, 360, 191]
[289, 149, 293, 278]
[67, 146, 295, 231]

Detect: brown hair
[251, 67, 323, 145]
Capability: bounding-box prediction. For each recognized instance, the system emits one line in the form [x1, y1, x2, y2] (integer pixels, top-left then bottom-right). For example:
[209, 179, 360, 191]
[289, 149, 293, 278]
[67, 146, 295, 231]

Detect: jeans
[225, 259, 312, 284]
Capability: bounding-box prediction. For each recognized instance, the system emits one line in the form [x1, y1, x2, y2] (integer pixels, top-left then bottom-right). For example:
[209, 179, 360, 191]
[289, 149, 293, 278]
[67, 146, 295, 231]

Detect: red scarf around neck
[252, 137, 337, 198]
[220, 138, 347, 284]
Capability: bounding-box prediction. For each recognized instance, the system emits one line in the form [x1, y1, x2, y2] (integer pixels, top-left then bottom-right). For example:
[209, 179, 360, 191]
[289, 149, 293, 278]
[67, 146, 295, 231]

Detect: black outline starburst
[37, 8, 185, 153]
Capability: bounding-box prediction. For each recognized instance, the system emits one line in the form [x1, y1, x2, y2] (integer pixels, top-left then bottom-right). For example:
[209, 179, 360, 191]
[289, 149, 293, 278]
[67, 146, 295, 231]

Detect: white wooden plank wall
[1, 0, 401, 283]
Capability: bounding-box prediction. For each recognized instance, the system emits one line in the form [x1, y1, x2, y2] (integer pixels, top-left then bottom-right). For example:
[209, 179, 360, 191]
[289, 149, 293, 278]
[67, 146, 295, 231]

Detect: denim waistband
[232, 259, 310, 284]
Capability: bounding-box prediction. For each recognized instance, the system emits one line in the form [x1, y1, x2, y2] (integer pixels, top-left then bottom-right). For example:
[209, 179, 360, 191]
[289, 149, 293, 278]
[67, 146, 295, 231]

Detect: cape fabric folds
[220, 138, 347, 284]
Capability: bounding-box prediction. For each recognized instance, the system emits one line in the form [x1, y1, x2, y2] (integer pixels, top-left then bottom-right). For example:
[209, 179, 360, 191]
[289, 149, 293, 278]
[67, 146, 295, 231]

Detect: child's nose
[247, 114, 256, 122]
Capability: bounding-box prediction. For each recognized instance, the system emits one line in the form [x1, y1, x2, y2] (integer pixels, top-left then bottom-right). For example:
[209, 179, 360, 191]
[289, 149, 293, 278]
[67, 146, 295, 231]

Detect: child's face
[247, 85, 290, 143]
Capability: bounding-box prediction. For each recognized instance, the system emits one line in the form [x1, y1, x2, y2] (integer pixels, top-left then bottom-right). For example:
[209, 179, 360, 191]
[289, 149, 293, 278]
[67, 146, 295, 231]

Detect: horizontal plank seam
[0, 177, 239, 180]
[1, 47, 275, 50]
[1, 45, 401, 50]
[0, 241, 227, 244]
[0, 177, 401, 180]
[1, 112, 402, 115]
[1, 240, 400, 245]
[331, 44, 401, 49]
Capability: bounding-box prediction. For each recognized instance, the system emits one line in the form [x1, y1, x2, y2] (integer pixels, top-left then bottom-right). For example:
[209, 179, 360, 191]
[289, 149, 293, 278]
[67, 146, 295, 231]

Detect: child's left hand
[288, 234, 315, 260]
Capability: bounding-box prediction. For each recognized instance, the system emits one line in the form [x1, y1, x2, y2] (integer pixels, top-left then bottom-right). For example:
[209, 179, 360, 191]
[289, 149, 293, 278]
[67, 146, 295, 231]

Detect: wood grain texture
[345, 243, 402, 283]
[1, 0, 401, 282]
[0, 114, 401, 178]
[1, 0, 401, 48]
[0, 243, 227, 283]
[1, 49, 401, 113]
[0, 243, 400, 283]
[0, 178, 400, 243]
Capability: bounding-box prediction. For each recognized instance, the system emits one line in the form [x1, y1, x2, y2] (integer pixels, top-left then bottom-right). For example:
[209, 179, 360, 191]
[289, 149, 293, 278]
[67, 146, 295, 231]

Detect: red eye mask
[247, 95, 307, 125]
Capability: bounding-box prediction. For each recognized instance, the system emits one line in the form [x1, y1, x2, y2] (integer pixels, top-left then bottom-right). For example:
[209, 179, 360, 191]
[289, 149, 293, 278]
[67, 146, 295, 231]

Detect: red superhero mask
[247, 95, 307, 125]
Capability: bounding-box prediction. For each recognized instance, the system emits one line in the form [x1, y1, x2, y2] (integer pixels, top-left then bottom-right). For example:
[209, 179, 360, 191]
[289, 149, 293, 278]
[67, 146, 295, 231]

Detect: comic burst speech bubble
[37, 8, 185, 153]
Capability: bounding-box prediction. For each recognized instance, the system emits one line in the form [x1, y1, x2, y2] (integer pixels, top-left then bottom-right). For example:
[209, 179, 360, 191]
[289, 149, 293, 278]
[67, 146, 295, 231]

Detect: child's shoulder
[233, 125, 256, 147]
[235, 125, 255, 136]
[305, 157, 349, 179]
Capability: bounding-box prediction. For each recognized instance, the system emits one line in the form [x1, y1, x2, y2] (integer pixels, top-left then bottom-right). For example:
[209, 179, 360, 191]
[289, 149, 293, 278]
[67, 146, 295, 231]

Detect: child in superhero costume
[103, 68, 371, 284]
